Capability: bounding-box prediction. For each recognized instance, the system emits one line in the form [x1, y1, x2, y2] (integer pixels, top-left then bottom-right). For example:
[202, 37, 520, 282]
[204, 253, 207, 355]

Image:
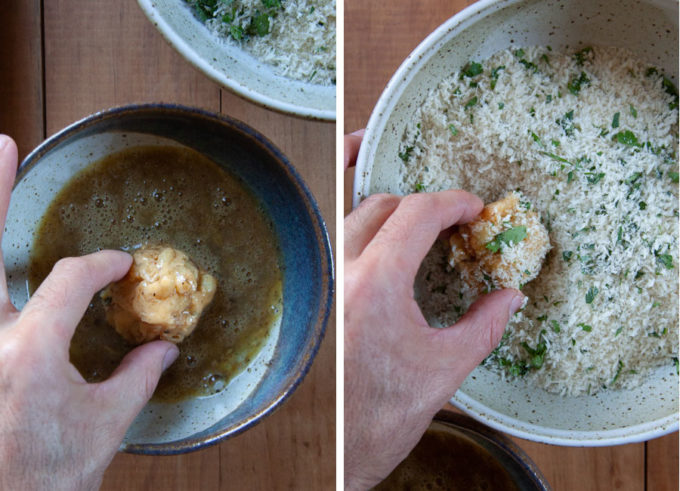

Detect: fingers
[98, 340, 179, 428]
[0, 136, 19, 308]
[344, 129, 364, 170]
[432, 289, 525, 382]
[362, 190, 484, 280]
[20, 250, 132, 346]
[345, 194, 401, 260]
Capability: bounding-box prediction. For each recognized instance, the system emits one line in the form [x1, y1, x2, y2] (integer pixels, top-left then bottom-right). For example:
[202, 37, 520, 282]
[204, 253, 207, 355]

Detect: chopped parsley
[586, 172, 605, 185]
[629, 105, 637, 118]
[611, 360, 624, 384]
[485, 226, 528, 253]
[585, 286, 599, 304]
[612, 130, 641, 147]
[668, 171, 679, 183]
[490, 66, 505, 90]
[573, 46, 593, 66]
[461, 61, 483, 78]
[448, 124, 458, 136]
[550, 320, 561, 333]
[521, 338, 547, 369]
[414, 182, 425, 193]
[562, 250, 573, 261]
[398, 146, 414, 162]
[464, 96, 478, 110]
[656, 253, 674, 270]
[578, 323, 593, 332]
[556, 110, 576, 136]
[567, 71, 591, 95]
[612, 112, 620, 128]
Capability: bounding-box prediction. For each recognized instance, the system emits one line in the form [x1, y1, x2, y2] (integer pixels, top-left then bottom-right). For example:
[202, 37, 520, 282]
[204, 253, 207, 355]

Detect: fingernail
[509, 294, 525, 316]
[161, 346, 179, 372]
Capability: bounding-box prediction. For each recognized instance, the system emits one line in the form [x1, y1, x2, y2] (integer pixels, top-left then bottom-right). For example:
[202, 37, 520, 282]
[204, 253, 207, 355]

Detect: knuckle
[360, 193, 400, 211]
[53, 256, 89, 279]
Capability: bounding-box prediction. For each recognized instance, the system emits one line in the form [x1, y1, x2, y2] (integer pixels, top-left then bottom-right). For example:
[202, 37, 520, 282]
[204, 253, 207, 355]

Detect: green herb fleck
[414, 182, 425, 193]
[530, 131, 544, 147]
[587, 172, 605, 185]
[611, 360, 624, 384]
[461, 61, 483, 78]
[612, 112, 620, 128]
[568, 71, 591, 95]
[485, 226, 528, 253]
[465, 96, 478, 110]
[668, 171, 679, 183]
[656, 253, 673, 269]
[490, 66, 505, 90]
[448, 124, 458, 136]
[629, 105, 637, 118]
[573, 46, 593, 66]
[248, 13, 271, 37]
[230, 24, 244, 40]
[562, 250, 573, 261]
[578, 323, 593, 332]
[615, 326, 623, 336]
[398, 146, 414, 162]
[612, 130, 641, 147]
[585, 286, 599, 304]
[639, 201, 647, 210]
[550, 320, 561, 333]
[519, 59, 538, 72]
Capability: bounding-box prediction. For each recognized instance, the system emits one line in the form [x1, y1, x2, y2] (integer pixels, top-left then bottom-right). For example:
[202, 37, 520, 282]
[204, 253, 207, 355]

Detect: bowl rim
[353, 0, 679, 446]
[19, 103, 335, 454]
[136, 0, 336, 122]
[432, 410, 552, 490]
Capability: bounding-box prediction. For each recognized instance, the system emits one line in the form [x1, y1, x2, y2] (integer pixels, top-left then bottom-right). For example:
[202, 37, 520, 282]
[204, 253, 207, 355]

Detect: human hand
[343, 135, 524, 490]
[0, 135, 179, 491]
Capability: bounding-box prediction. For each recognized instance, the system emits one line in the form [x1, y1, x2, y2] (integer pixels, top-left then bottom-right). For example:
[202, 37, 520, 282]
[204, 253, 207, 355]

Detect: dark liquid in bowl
[29, 145, 282, 402]
[374, 428, 520, 491]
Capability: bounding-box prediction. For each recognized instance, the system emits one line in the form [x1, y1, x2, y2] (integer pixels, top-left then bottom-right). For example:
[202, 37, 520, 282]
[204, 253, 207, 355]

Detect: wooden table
[0, 1, 335, 489]
[345, 1, 678, 490]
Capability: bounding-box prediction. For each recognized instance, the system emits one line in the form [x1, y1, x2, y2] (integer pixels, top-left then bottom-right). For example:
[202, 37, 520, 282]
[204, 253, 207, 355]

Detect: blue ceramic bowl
[2, 104, 333, 454]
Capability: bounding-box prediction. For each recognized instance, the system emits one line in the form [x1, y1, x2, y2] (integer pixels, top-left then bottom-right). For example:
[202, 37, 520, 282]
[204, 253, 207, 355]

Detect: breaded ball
[448, 191, 550, 294]
[101, 245, 217, 344]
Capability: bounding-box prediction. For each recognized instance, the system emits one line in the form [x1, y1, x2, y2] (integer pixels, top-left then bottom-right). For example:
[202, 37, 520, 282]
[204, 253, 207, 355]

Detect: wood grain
[345, 1, 678, 490]
[0, 0, 44, 159]
[647, 431, 679, 491]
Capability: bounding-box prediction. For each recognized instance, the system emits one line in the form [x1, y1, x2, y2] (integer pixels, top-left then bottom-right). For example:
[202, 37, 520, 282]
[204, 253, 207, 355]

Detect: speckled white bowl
[137, 0, 336, 121]
[354, 0, 679, 445]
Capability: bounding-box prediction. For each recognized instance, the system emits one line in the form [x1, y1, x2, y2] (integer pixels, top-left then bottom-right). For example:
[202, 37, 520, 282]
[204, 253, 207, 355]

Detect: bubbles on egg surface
[201, 373, 226, 395]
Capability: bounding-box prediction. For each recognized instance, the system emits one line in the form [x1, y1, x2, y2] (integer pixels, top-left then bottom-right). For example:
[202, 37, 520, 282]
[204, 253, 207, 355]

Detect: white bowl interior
[3, 132, 280, 445]
[355, 0, 679, 444]
[137, 0, 336, 120]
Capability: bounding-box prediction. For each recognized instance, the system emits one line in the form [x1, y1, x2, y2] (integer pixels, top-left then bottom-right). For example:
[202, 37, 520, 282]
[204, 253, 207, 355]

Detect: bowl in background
[137, 0, 336, 121]
[354, 0, 678, 445]
[375, 410, 551, 490]
[2, 104, 334, 453]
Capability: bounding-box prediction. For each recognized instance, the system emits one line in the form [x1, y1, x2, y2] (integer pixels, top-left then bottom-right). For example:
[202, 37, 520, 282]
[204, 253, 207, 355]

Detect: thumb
[99, 340, 179, 427]
[432, 289, 524, 386]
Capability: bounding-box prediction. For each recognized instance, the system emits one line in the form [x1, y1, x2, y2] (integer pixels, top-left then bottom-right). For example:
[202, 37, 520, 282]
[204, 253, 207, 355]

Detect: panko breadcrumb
[449, 191, 551, 294]
[102, 245, 217, 344]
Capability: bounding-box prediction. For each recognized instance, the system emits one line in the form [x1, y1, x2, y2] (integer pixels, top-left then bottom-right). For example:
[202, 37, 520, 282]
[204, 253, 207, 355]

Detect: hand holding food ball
[343, 134, 526, 490]
[0, 135, 179, 491]
[102, 245, 217, 344]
